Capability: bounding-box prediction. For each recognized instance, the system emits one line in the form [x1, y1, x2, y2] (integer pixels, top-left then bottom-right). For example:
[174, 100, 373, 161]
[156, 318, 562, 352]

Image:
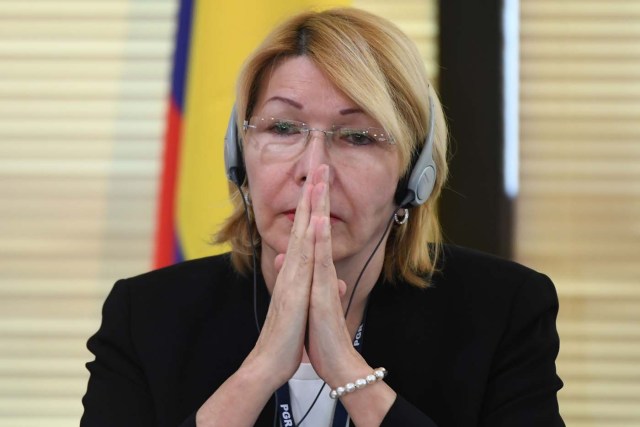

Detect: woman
[82, 8, 564, 427]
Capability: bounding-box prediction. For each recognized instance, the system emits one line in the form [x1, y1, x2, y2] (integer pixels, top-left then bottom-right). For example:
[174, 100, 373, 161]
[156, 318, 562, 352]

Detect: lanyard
[276, 323, 365, 427]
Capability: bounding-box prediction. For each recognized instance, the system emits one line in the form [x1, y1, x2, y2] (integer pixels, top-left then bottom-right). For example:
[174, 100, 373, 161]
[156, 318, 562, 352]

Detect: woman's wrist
[196, 355, 284, 426]
[240, 349, 294, 391]
[321, 350, 373, 389]
[325, 354, 396, 426]
[338, 380, 396, 426]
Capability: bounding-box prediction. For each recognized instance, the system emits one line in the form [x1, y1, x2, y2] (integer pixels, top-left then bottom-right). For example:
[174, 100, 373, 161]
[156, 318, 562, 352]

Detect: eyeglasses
[243, 117, 394, 158]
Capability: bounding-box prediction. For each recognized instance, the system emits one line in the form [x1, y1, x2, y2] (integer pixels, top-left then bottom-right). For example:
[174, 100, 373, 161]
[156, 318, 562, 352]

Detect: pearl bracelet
[329, 367, 387, 399]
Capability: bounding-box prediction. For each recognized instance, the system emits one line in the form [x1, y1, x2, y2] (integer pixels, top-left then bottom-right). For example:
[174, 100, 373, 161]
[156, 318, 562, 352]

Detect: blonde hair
[216, 7, 448, 287]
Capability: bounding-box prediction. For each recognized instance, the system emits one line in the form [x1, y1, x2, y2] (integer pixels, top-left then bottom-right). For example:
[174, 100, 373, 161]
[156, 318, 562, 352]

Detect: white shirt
[288, 363, 349, 427]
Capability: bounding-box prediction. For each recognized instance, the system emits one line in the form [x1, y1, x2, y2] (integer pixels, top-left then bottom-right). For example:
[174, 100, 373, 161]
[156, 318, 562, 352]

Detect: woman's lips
[283, 210, 341, 223]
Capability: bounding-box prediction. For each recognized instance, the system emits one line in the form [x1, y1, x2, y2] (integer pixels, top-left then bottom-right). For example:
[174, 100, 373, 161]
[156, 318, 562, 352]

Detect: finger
[312, 216, 338, 301]
[279, 180, 314, 275]
[312, 163, 329, 186]
[310, 168, 330, 221]
[307, 216, 353, 372]
[274, 253, 285, 274]
[288, 180, 313, 250]
[337, 279, 347, 298]
[278, 166, 327, 282]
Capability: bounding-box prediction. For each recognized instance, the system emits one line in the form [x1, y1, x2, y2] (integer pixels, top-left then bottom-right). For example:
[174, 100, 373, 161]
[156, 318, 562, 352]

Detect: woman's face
[244, 56, 401, 267]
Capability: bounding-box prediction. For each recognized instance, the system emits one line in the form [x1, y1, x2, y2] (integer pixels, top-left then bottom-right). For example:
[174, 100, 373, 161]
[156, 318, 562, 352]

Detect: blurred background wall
[0, 1, 176, 425]
[0, 0, 638, 426]
[517, 2, 640, 424]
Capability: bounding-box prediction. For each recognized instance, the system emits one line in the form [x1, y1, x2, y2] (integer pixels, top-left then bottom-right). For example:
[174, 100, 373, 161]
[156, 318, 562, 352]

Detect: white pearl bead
[329, 390, 338, 399]
[336, 386, 346, 397]
[345, 382, 356, 393]
[374, 369, 384, 379]
[355, 378, 367, 388]
[366, 374, 377, 384]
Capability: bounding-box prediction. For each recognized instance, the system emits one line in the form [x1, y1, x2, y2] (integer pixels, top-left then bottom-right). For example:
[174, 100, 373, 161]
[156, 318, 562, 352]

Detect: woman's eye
[341, 130, 376, 146]
[270, 121, 299, 135]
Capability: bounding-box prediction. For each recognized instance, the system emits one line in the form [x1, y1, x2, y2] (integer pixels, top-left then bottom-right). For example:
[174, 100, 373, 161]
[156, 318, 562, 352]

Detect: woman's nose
[294, 131, 333, 184]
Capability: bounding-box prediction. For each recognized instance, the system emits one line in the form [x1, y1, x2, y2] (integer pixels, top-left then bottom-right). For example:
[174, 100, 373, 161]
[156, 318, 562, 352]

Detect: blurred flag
[155, 0, 349, 268]
[154, 0, 193, 267]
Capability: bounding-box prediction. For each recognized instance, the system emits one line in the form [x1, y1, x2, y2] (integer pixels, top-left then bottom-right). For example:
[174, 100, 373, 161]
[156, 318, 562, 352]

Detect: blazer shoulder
[102, 253, 255, 327]
[122, 253, 236, 287]
[435, 244, 556, 300]
[112, 253, 252, 305]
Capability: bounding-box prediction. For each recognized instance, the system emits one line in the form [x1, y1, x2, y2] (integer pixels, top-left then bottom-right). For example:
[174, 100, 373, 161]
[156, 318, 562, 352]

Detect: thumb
[337, 279, 347, 298]
[274, 253, 286, 274]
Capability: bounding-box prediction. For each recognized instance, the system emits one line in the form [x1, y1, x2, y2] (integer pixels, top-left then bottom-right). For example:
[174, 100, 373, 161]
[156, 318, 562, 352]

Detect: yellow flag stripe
[177, 0, 351, 259]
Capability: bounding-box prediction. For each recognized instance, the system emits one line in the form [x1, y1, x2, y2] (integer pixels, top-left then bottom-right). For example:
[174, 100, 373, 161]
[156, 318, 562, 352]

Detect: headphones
[224, 94, 437, 208]
[224, 107, 245, 188]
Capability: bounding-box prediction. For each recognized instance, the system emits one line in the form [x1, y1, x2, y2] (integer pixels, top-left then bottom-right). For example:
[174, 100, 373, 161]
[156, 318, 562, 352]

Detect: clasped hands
[197, 165, 395, 426]
[248, 164, 369, 390]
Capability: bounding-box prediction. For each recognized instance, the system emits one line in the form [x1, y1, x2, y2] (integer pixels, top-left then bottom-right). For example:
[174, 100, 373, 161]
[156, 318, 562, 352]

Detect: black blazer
[81, 245, 564, 426]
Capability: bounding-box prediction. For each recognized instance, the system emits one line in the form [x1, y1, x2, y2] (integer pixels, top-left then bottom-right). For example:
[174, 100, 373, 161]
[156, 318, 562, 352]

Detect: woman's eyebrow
[263, 97, 363, 116]
[264, 96, 303, 109]
[339, 107, 364, 116]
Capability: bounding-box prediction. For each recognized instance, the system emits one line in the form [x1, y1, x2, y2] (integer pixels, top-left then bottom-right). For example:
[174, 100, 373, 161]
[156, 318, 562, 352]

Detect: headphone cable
[236, 184, 262, 333]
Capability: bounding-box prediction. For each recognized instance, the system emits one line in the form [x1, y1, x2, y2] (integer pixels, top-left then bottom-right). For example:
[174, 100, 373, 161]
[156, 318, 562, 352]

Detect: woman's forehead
[256, 57, 353, 107]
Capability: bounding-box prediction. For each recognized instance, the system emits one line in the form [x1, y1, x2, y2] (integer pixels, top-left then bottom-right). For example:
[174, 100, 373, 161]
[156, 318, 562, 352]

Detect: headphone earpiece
[394, 94, 437, 207]
[224, 106, 245, 187]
